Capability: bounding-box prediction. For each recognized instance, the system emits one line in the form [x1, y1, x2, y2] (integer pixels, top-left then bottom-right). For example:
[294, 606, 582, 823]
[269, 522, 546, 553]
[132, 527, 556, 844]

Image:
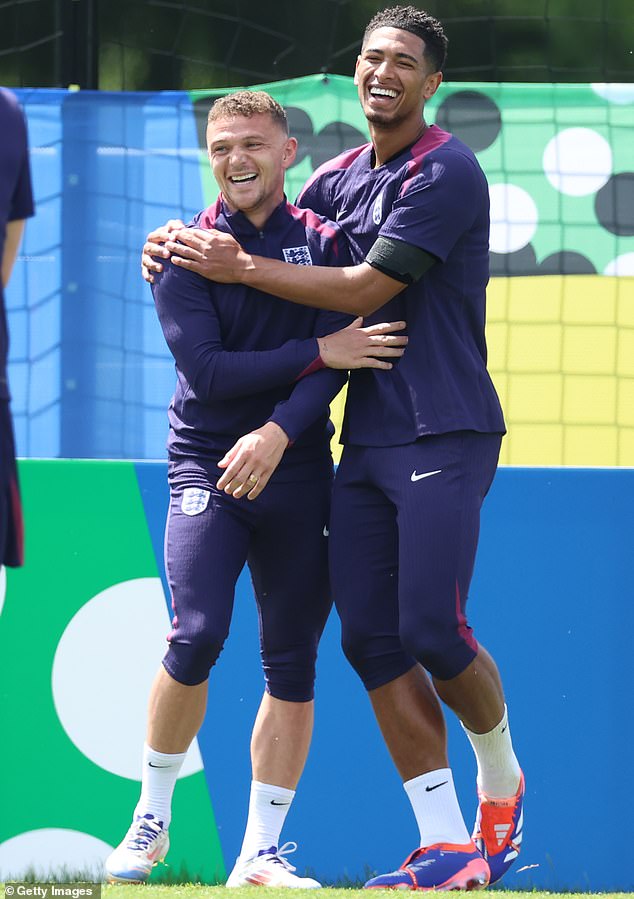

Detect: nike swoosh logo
[148, 762, 170, 768]
[425, 780, 448, 792]
[335, 208, 347, 221]
[270, 800, 291, 806]
[411, 469, 442, 482]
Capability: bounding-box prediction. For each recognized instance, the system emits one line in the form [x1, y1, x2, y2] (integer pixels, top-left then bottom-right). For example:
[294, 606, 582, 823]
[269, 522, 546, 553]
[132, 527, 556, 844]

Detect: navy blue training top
[0, 88, 34, 401]
[298, 124, 505, 447]
[152, 197, 351, 479]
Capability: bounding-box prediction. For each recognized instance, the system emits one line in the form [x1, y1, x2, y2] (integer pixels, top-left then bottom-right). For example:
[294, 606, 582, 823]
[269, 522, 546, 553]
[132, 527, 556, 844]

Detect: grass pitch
[101, 890, 632, 899]
[2, 885, 632, 898]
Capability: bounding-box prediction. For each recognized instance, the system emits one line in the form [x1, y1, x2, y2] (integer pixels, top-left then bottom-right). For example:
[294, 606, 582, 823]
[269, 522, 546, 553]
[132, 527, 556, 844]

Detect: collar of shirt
[217, 195, 291, 237]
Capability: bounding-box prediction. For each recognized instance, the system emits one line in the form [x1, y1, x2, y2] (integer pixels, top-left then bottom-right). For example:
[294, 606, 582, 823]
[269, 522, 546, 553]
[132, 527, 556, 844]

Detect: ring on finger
[247, 474, 259, 485]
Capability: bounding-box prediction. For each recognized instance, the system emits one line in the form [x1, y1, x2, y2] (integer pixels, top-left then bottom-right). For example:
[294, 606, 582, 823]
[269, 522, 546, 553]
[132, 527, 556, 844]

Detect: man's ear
[282, 136, 298, 170]
[354, 55, 361, 86]
[423, 71, 443, 100]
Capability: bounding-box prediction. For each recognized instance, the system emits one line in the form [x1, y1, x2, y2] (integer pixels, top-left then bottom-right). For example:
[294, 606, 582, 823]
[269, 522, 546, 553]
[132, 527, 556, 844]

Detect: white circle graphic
[591, 83, 634, 105]
[52, 577, 203, 780]
[0, 828, 113, 879]
[604, 253, 634, 276]
[489, 183, 538, 254]
[543, 127, 612, 196]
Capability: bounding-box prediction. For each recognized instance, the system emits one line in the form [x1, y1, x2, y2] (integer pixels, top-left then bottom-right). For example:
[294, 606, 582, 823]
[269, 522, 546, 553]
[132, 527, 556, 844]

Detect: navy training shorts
[162, 458, 333, 700]
[329, 430, 502, 687]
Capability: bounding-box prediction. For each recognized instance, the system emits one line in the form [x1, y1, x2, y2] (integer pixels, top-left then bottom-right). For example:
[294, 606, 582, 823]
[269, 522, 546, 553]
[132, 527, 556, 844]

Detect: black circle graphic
[286, 107, 366, 171]
[595, 173, 634, 236]
[434, 91, 502, 152]
[286, 107, 315, 166]
[538, 252, 596, 275]
[489, 244, 538, 277]
[311, 121, 367, 169]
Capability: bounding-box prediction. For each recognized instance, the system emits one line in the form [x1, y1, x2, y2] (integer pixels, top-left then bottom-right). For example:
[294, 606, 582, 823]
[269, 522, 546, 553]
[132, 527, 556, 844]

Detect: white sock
[462, 705, 522, 798]
[403, 768, 471, 847]
[238, 780, 295, 860]
[134, 742, 187, 828]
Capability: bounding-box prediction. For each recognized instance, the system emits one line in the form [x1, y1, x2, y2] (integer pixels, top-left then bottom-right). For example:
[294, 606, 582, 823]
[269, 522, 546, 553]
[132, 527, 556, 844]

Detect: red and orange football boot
[472, 771, 525, 884]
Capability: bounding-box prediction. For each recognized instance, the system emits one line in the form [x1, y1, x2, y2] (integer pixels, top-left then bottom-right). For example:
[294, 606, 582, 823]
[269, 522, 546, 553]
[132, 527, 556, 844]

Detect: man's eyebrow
[362, 46, 421, 65]
[209, 133, 264, 145]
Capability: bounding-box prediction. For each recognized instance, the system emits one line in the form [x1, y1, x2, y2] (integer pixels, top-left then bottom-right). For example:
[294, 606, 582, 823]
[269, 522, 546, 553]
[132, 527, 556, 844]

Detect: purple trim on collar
[287, 202, 339, 243]
[398, 125, 452, 199]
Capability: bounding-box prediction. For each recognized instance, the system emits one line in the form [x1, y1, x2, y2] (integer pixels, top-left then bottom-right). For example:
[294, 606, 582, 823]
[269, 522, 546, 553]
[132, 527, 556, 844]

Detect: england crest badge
[282, 245, 313, 265]
[182, 487, 210, 516]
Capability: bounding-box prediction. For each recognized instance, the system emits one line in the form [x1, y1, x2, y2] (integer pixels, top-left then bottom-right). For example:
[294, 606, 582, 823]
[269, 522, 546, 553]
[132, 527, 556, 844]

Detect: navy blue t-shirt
[152, 197, 351, 478]
[0, 88, 34, 400]
[298, 124, 505, 446]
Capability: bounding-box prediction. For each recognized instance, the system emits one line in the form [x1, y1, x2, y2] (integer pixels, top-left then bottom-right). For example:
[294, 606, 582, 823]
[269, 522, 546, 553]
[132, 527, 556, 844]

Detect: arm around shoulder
[241, 256, 407, 317]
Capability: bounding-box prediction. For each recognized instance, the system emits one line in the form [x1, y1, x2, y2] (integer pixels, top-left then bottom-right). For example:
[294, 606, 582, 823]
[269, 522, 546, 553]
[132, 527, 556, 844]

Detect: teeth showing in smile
[370, 87, 398, 98]
[230, 173, 257, 183]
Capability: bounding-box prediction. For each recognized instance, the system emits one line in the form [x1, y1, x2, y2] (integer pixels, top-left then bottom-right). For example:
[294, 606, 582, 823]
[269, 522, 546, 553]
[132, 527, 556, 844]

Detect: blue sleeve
[152, 260, 321, 402]
[268, 368, 347, 443]
[380, 151, 483, 261]
[6, 94, 34, 221]
[296, 175, 335, 220]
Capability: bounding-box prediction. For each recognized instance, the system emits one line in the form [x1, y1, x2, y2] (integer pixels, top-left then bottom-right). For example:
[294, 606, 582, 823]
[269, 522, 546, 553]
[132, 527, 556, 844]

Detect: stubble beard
[364, 107, 406, 131]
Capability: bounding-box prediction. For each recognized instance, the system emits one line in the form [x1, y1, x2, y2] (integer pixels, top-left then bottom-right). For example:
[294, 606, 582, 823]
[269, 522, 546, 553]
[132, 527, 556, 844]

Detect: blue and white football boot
[104, 813, 169, 883]
[364, 841, 490, 891]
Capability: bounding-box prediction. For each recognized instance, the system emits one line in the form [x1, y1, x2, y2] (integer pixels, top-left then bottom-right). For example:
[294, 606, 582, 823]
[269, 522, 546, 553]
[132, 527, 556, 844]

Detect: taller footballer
[145, 5, 525, 892]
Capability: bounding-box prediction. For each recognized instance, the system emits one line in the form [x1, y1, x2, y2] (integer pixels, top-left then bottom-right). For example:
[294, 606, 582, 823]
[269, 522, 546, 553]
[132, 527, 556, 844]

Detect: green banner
[191, 76, 634, 277]
[0, 461, 224, 881]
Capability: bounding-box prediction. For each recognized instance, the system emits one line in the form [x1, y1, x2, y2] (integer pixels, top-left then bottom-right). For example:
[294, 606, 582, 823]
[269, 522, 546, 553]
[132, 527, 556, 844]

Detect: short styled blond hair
[207, 90, 288, 135]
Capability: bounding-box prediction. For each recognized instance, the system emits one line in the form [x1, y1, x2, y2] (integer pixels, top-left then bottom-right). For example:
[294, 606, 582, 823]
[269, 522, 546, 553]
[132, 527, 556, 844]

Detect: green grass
[3, 885, 632, 899]
[101, 890, 632, 899]
[3, 869, 632, 898]
[3, 871, 632, 898]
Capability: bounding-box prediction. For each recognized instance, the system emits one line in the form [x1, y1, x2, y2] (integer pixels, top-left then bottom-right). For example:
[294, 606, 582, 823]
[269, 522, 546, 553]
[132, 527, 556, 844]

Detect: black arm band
[366, 236, 437, 285]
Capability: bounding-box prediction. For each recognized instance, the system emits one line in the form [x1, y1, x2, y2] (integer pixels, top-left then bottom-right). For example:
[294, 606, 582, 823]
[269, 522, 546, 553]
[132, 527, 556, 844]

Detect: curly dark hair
[208, 90, 288, 135]
[362, 5, 448, 72]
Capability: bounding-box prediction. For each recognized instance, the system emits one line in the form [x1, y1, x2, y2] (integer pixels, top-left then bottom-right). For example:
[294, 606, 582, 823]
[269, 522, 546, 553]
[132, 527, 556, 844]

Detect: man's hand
[216, 421, 290, 500]
[141, 219, 185, 283]
[165, 227, 249, 283]
[318, 318, 408, 370]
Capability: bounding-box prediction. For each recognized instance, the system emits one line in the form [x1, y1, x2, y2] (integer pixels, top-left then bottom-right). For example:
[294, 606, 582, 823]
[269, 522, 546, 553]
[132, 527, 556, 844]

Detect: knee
[263, 641, 318, 702]
[398, 614, 477, 681]
[341, 622, 369, 675]
[163, 621, 228, 686]
[342, 625, 414, 692]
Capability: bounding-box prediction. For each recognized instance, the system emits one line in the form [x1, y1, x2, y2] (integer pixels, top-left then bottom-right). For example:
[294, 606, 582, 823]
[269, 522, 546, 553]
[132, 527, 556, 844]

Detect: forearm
[187, 340, 322, 402]
[268, 368, 347, 443]
[239, 255, 401, 316]
[2, 219, 25, 288]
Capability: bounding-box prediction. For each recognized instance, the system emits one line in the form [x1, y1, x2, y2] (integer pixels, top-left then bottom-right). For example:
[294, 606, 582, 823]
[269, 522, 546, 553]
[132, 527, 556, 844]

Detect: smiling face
[355, 26, 442, 134]
[206, 112, 297, 228]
